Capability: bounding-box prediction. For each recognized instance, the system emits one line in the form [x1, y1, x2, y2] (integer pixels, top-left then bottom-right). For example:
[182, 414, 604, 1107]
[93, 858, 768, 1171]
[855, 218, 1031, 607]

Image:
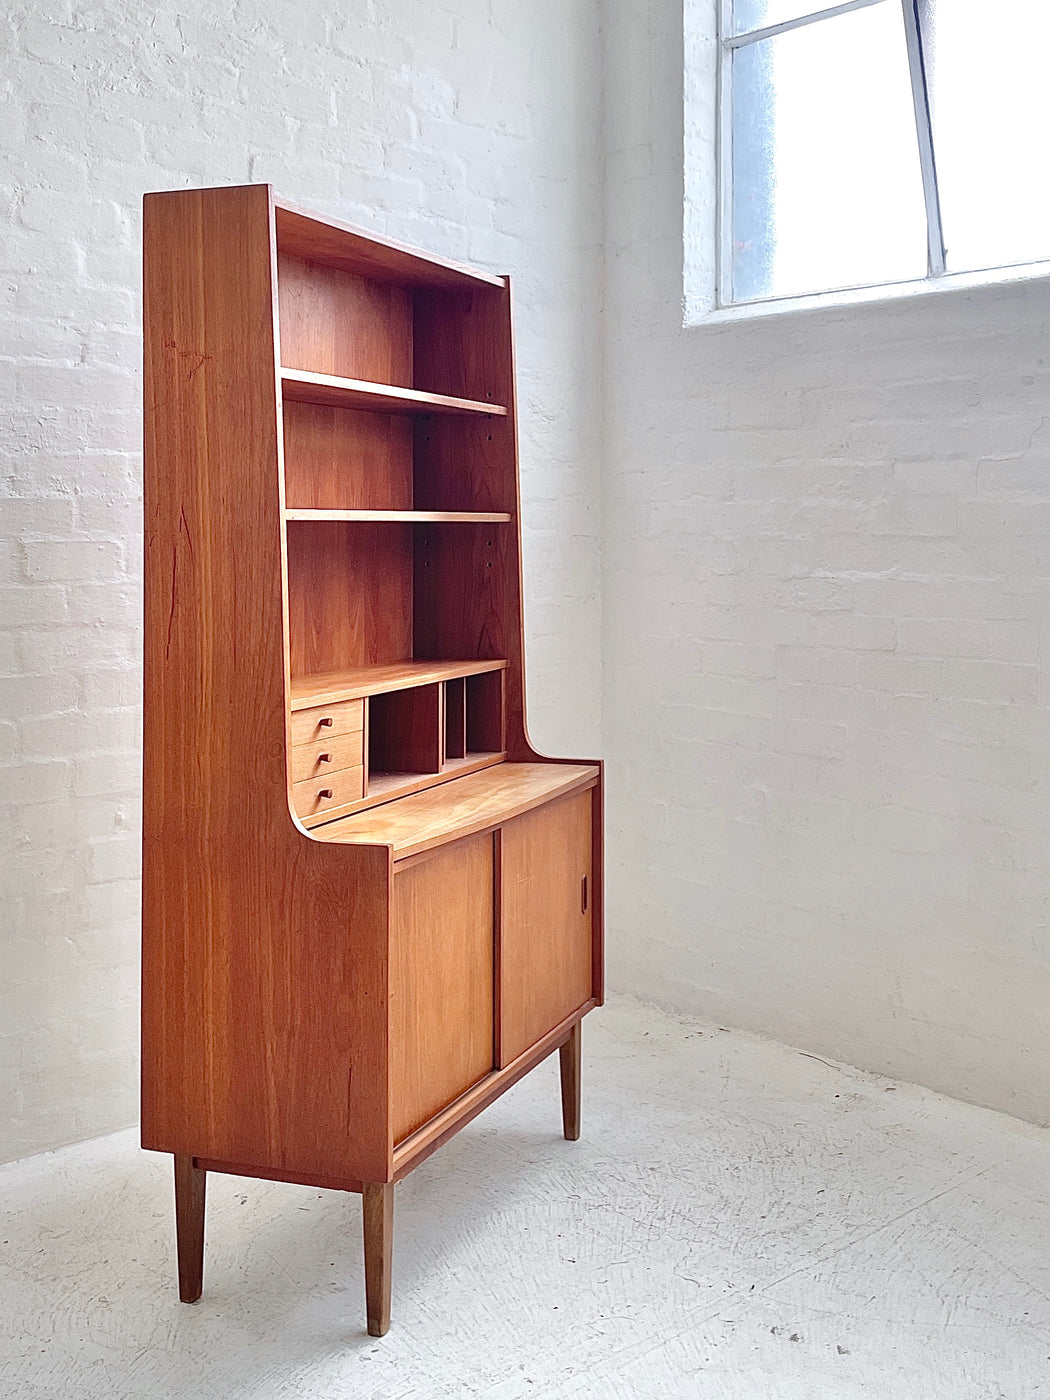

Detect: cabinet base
[171, 1011, 589, 1333]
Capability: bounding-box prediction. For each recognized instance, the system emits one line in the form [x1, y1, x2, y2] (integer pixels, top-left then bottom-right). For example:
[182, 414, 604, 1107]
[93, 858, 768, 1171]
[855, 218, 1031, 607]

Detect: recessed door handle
[581, 875, 588, 913]
[318, 788, 333, 800]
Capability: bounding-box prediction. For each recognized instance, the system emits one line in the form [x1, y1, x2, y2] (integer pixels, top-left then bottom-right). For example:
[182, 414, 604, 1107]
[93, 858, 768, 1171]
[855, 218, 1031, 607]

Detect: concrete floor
[2, 996, 1050, 1399]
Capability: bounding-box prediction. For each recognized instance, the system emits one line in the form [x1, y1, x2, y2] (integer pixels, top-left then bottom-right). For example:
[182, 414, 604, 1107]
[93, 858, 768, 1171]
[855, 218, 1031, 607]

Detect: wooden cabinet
[141, 184, 602, 1336]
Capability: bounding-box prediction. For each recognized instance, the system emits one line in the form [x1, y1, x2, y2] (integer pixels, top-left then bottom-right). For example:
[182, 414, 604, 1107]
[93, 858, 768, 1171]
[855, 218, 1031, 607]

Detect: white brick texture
[603, 0, 1050, 1124]
[0, 0, 603, 1161]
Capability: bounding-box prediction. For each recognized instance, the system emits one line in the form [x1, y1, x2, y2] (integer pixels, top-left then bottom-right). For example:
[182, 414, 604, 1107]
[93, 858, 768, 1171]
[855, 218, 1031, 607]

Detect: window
[718, 0, 1050, 308]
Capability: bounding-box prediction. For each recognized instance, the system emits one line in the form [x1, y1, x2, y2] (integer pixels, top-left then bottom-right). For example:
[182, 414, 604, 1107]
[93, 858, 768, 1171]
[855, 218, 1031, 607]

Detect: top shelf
[281, 369, 508, 418]
[274, 201, 506, 292]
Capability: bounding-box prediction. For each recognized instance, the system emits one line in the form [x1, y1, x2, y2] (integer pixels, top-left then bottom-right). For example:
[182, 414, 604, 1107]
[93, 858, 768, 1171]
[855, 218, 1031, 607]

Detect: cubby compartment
[466, 670, 505, 755]
[275, 239, 508, 409]
[369, 684, 443, 782]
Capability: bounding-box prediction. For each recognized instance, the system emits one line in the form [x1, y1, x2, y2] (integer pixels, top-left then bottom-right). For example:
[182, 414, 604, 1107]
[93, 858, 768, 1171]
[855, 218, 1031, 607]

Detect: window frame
[714, 0, 949, 311]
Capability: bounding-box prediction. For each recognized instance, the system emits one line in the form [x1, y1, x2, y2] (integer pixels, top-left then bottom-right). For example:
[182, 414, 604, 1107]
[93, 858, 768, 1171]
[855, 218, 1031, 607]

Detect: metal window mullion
[726, 0, 886, 50]
[717, 0, 735, 307]
[900, 0, 945, 275]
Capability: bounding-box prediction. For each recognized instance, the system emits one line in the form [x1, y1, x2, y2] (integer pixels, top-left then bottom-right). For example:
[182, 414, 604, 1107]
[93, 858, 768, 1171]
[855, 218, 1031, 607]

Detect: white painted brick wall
[0, 0, 602, 1161]
[603, 0, 1050, 1123]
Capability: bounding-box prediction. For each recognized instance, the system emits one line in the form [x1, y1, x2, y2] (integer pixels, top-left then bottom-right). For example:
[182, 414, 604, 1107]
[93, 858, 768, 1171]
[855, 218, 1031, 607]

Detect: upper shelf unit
[280, 369, 507, 418]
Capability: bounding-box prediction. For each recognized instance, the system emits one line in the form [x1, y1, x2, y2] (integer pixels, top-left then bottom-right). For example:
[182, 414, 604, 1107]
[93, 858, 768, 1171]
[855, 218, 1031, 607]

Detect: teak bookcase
[141, 184, 603, 1335]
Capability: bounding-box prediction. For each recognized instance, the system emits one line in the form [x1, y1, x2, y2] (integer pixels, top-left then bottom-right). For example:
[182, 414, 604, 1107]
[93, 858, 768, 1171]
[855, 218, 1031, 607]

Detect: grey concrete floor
[2, 994, 1050, 1398]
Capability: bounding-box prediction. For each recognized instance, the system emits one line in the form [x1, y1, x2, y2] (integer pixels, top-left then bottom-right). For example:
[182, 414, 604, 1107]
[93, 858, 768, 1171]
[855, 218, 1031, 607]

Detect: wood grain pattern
[466, 669, 505, 754]
[314, 762, 598, 858]
[305, 754, 502, 827]
[286, 510, 512, 523]
[289, 730, 364, 784]
[275, 199, 504, 291]
[292, 766, 365, 823]
[286, 519, 414, 677]
[288, 698, 364, 746]
[362, 1182, 394, 1337]
[444, 677, 467, 759]
[145, 186, 604, 1334]
[174, 1155, 206, 1303]
[559, 1022, 582, 1142]
[282, 400, 414, 512]
[291, 658, 506, 707]
[390, 834, 495, 1142]
[499, 790, 593, 1064]
[141, 186, 392, 1186]
[391, 1001, 597, 1181]
[282, 368, 507, 417]
[277, 252, 413, 384]
[369, 683, 442, 776]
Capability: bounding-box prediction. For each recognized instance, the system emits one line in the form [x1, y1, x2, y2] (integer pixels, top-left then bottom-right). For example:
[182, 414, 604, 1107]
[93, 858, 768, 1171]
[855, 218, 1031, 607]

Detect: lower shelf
[367, 753, 502, 804]
[300, 751, 505, 828]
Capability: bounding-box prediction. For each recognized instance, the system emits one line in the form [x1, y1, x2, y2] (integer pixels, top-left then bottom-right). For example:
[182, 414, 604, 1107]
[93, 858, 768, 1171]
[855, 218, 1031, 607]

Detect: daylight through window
[719, 0, 1050, 306]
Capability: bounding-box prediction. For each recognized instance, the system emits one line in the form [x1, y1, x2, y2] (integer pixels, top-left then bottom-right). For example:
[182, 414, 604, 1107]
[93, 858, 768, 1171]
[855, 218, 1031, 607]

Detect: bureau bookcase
[141, 184, 603, 1335]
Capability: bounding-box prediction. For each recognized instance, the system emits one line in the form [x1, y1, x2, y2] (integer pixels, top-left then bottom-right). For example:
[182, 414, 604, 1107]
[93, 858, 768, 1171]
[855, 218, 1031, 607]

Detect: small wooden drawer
[289, 730, 365, 785]
[290, 698, 364, 747]
[293, 767, 364, 822]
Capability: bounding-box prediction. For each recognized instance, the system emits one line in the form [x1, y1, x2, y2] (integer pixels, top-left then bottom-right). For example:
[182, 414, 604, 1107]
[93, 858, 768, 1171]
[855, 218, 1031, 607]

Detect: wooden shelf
[285, 509, 512, 523]
[281, 369, 508, 417]
[275, 200, 506, 291]
[312, 762, 601, 858]
[291, 659, 507, 709]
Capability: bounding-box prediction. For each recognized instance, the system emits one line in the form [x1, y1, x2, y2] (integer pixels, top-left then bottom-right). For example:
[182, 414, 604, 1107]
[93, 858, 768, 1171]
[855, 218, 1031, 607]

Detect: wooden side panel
[141, 185, 392, 1185]
[287, 519, 413, 676]
[283, 400, 413, 511]
[278, 252, 413, 384]
[498, 791, 593, 1064]
[390, 834, 495, 1143]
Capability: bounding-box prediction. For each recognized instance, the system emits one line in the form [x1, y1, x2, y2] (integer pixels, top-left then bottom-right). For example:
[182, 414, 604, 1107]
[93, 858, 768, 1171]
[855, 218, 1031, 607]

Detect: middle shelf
[281, 368, 509, 417]
[284, 509, 512, 523]
[291, 658, 507, 709]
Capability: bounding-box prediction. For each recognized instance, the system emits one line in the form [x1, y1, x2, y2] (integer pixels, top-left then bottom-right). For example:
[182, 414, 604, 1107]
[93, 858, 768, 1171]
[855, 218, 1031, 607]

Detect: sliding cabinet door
[390, 832, 495, 1142]
[498, 790, 593, 1065]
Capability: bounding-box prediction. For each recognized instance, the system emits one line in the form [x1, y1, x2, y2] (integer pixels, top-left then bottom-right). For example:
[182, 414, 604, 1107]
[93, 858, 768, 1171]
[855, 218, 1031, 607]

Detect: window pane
[732, 0, 882, 37]
[920, 0, 1050, 274]
[729, 2, 927, 303]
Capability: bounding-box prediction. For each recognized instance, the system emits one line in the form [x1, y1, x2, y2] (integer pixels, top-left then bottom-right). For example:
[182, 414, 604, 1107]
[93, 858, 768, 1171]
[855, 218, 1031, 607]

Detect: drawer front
[292, 766, 364, 822]
[290, 698, 364, 747]
[289, 730, 365, 785]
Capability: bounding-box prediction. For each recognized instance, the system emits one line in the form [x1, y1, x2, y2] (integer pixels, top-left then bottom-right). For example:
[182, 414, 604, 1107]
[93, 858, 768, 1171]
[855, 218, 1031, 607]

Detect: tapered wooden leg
[174, 1154, 206, 1303]
[559, 1021, 582, 1141]
[362, 1182, 394, 1337]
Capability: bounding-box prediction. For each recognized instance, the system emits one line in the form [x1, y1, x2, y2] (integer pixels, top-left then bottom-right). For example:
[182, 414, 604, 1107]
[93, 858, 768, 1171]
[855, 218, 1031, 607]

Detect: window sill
[687, 257, 1050, 329]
